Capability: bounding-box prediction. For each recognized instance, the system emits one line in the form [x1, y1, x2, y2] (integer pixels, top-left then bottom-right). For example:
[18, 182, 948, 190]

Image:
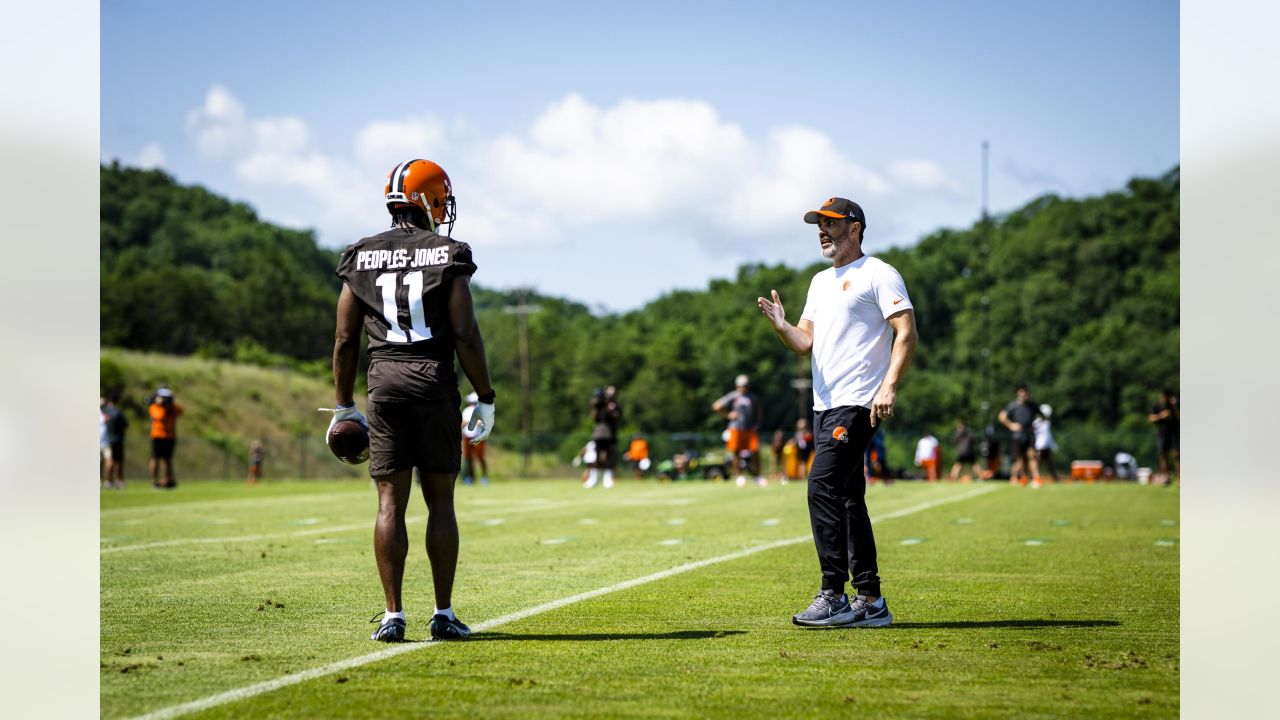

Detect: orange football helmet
[384, 159, 456, 233]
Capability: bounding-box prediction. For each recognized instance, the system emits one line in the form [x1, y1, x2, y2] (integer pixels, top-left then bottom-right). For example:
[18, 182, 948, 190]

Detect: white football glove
[467, 401, 494, 444]
[318, 403, 368, 445]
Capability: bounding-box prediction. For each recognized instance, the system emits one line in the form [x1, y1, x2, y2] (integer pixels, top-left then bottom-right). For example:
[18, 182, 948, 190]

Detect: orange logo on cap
[822, 198, 836, 207]
[832, 426, 849, 443]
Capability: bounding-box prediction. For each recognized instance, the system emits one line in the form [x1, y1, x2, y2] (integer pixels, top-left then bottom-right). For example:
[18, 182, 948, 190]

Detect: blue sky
[102, 0, 1178, 310]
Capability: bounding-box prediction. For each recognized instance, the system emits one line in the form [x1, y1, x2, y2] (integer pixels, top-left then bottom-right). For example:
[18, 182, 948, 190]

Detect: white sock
[434, 606, 456, 620]
[603, 469, 614, 482]
[587, 469, 599, 484]
[384, 610, 405, 622]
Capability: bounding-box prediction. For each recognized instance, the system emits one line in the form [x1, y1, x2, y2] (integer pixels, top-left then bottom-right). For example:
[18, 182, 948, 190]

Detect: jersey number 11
[375, 271, 433, 343]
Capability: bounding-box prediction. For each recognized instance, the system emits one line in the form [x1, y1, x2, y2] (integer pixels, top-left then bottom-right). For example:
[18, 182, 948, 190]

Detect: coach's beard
[820, 234, 843, 259]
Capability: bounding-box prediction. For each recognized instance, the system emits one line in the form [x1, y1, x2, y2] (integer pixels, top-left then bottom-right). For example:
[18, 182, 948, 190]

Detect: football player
[328, 159, 496, 642]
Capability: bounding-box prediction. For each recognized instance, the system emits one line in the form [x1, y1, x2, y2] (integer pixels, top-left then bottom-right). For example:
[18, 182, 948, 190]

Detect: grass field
[101, 478, 1179, 719]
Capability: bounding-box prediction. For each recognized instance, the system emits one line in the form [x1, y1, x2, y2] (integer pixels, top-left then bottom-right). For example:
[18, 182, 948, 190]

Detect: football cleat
[370, 617, 406, 642]
[430, 614, 471, 641]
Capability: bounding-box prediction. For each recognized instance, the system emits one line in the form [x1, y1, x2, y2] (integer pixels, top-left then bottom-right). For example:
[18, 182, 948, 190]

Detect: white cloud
[182, 86, 968, 299]
[888, 159, 966, 194]
[355, 117, 447, 168]
[134, 142, 165, 169]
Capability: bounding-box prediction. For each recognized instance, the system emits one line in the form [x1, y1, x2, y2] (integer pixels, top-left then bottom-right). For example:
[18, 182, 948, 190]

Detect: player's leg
[364, 400, 413, 641]
[602, 441, 615, 488]
[149, 440, 160, 487]
[374, 469, 413, 613]
[1026, 447, 1041, 487]
[420, 472, 459, 610]
[477, 444, 488, 485]
[460, 443, 474, 485]
[793, 409, 855, 626]
[416, 401, 471, 640]
[112, 443, 126, 487]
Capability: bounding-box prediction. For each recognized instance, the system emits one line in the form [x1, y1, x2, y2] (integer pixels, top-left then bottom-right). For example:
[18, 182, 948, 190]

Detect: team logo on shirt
[832, 426, 849, 443]
[842, 280, 851, 291]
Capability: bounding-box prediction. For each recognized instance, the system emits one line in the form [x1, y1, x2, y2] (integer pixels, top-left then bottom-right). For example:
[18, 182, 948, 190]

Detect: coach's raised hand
[759, 289, 814, 356]
[757, 289, 787, 331]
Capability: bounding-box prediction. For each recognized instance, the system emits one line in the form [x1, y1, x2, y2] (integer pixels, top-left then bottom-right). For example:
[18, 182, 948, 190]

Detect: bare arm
[757, 289, 813, 356]
[870, 309, 918, 428]
[448, 275, 494, 397]
[333, 284, 363, 406]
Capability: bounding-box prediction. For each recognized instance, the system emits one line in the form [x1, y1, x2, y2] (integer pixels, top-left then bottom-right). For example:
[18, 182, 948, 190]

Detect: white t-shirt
[1032, 417, 1056, 451]
[800, 255, 913, 411]
[915, 435, 940, 464]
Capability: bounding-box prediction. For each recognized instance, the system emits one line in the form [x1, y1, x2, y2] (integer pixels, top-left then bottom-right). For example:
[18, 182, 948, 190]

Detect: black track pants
[807, 405, 881, 597]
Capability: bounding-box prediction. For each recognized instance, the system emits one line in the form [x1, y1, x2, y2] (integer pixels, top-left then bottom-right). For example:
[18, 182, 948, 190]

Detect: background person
[103, 396, 128, 489]
[998, 384, 1042, 488]
[1033, 403, 1059, 482]
[1147, 389, 1179, 485]
[99, 397, 111, 487]
[949, 420, 982, 482]
[627, 433, 651, 479]
[757, 196, 918, 628]
[713, 374, 764, 487]
[585, 386, 622, 488]
[246, 440, 264, 485]
[148, 386, 182, 489]
[771, 429, 786, 481]
[794, 417, 814, 479]
[914, 432, 940, 481]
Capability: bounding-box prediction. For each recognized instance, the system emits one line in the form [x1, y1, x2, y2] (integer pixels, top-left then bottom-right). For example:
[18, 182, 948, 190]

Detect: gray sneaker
[844, 596, 893, 627]
[792, 590, 854, 627]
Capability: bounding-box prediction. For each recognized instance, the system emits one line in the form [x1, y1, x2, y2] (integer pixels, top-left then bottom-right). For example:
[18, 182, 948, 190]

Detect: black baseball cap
[804, 197, 866, 227]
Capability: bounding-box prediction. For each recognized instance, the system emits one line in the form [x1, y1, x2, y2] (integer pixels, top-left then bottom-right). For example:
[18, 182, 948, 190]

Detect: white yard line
[127, 485, 998, 720]
[101, 500, 586, 554]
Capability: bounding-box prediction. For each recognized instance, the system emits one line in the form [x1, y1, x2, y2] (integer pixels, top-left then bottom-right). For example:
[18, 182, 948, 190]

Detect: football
[327, 419, 369, 465]
[461, 405, 483, 441]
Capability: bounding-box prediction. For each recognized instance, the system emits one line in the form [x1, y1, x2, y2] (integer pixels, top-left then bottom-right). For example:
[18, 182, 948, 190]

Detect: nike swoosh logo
[893, 299, 903, 305]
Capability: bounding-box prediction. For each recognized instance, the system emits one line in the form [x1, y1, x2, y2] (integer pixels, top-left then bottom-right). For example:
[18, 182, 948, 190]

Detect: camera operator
[586, 385, 622, 489]
[148, 386, 183, 489]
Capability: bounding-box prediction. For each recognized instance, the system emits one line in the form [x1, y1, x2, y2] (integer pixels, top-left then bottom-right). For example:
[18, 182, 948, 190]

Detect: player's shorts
[367, 399, 462, 477]
[1011, 433, 1033, 456]
[463, 440, 486, 461]
[1157, 431, 1179, 454]
[110, 441, 125, 464]
[592, 437, 617, 467]
[151, 437, 176, 460]
[726, 429, 760, 454]
[957, 451, 976, 464]
[101, 444, 112, 461]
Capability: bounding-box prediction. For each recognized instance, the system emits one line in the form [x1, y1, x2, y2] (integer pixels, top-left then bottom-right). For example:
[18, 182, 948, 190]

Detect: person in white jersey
[757, 197, 918, 628]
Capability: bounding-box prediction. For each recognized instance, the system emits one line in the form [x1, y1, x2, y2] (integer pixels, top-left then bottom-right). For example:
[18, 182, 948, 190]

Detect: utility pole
[789, 377, 811, 423]
[503, 290, 542, 478]
[980, 141, 992, 431]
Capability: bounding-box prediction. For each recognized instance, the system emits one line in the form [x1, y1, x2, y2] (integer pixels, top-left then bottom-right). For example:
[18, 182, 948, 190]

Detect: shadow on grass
[469, 630, 747, 642]
[891, 619, 1120, 630]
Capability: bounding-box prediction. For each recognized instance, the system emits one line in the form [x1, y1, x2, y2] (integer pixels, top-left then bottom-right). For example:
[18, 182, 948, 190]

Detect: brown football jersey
[335, 227, 477, 364]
